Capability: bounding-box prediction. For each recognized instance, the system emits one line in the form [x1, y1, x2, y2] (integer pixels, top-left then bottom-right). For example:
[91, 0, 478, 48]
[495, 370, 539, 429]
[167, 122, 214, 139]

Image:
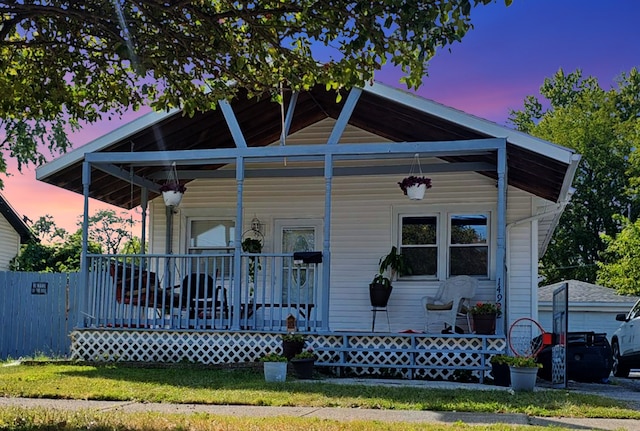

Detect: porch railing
[82, 253, 322, 331]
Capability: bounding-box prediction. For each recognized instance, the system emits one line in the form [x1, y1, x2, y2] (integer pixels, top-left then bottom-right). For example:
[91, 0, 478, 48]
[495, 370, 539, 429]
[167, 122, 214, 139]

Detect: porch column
[322, 154, 333, 331]
[495, 140, 507, 335]
[231, 156, 244, 330]
[78, 161, 91, 328]
[140, 187, 148, 256]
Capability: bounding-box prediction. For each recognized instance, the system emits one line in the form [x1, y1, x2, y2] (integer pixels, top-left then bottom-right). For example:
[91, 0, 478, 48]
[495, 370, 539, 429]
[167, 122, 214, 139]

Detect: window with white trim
[449, 214, 488, 277]
[187, 218, 235, 275]
[399, 212, 490, 279]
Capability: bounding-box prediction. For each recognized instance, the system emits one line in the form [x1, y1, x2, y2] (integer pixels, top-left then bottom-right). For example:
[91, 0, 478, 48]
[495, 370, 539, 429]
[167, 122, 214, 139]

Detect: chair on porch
[180, 273, 216, 319]
[421, 275, 477, 333]
[110, 262, 168, 309]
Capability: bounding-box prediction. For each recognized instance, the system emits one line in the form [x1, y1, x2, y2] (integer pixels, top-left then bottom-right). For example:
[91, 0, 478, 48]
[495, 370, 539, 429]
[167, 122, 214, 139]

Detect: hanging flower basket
[398, 176, 432, 200]
[160, 162, 186, 207]
[161, 190, 184, 207]
[398, 154, 432, 200]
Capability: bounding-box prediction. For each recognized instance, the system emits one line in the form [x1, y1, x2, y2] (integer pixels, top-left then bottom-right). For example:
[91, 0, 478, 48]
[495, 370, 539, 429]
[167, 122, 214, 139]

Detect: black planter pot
[491, 363, 511, 387]
[369, 282, 392, 307]
[282, 340, 305, 360]
[290, 358, 314, 379]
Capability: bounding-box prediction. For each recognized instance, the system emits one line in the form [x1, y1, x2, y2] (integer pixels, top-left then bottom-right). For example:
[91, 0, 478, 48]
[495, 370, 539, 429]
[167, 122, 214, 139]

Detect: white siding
[0, 215, 20, 270]
[148, 120, 546, 332]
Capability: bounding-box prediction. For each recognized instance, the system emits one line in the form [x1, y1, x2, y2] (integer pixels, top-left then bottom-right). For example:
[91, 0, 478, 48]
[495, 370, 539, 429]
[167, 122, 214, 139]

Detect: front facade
[36, 83, 580, 380]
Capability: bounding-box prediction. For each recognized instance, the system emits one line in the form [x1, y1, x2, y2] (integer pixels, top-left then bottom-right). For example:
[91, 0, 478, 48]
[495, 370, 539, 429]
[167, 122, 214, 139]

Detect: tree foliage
[597, 216, 640, 295]
[0, 0, 507, 185]
[85, 209, 136, 255]
[11, 230, 102, 272]
[509, 68, 640, 286]
[11, 210, 138, 272]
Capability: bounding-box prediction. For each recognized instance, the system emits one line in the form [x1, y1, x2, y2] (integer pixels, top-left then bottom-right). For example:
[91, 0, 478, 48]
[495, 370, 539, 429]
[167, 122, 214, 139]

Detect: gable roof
[539, 280, 640, 305]
[36, 81, 579, 210]
[0, 193, 36, 243]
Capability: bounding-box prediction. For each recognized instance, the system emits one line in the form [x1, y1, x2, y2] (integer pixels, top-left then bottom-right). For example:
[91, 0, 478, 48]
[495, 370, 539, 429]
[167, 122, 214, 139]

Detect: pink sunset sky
[3, 0, 639, 234]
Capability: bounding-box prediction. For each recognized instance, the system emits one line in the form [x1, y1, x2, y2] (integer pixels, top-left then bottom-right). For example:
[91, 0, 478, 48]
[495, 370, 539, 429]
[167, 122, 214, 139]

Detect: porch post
[322, 154, 333, 331]
[78, 161, 91, 328]
[231, 156, 244, 330]
[495, 140, 507, 335]
[140, 187, 148, 256]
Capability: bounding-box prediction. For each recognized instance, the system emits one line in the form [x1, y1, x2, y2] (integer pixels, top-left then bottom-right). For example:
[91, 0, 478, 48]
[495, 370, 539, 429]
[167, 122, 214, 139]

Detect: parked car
[611, 298, 640, 377]
[536, 332, 612, 383]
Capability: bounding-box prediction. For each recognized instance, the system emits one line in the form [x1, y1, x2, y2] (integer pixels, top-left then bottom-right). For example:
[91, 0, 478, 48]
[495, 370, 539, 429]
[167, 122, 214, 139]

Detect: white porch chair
[421, 275, 477, 333]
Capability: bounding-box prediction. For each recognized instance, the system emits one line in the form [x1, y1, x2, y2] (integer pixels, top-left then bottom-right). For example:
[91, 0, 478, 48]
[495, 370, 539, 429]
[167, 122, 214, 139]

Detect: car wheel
[612, 340, 630, 378]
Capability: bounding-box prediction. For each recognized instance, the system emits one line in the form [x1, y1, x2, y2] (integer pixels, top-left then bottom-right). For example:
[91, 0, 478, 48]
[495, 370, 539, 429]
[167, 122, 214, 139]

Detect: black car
[537, 332, 613, 383]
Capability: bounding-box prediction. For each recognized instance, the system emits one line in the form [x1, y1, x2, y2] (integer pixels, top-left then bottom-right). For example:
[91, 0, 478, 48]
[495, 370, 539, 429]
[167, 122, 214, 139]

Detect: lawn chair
[422, 275, 477, 333]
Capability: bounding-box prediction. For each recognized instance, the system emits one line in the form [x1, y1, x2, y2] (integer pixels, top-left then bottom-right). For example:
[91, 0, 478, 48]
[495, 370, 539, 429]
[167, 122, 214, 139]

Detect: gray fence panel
[0, 272, 78, 360]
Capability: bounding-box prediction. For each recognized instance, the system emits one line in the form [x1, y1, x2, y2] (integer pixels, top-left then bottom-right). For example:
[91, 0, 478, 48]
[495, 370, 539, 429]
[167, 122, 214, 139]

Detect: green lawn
[0, 362, 637, 420]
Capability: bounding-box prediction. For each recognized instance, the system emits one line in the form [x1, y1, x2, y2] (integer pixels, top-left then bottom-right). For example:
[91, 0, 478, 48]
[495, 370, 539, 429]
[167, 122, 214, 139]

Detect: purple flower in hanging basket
[398, 176, 432, 195]
[159, 182, 187, 193]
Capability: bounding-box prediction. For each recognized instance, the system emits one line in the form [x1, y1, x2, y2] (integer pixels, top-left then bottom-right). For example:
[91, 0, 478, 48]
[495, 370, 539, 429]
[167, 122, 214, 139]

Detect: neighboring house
[35, 82, 580, 379]
[538, 280, 639, 340]
[0, 193, 36, 270]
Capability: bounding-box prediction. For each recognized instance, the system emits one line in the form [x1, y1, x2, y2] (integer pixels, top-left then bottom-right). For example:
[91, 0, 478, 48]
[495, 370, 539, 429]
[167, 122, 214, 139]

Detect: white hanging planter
[162, 190, 184, 207]
[406, 184, 426, 200]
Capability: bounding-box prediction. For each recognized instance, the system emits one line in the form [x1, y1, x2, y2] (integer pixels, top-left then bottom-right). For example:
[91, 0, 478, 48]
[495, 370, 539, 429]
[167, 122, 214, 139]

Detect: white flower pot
[263, 362, 287, 382]
[162, 190, 183, 207]
[407, 184, 426, 200]
[509, 366, 538, 392]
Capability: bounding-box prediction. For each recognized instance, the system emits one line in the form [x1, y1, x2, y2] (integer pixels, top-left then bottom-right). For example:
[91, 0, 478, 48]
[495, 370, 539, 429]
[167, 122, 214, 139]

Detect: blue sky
[5, 0, 640, 232]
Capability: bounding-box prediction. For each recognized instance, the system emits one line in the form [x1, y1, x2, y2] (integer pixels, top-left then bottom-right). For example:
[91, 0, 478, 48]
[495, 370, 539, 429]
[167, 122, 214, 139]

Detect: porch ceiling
[38, 84, 576, 209]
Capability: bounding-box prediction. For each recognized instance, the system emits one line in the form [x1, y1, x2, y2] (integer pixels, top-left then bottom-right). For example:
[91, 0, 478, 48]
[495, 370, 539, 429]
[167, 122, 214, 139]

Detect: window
[449, 214, 488, 277]
[399, 211, 490, 279]
[400, 216, 438, 277]
[187, 219, 235, 276]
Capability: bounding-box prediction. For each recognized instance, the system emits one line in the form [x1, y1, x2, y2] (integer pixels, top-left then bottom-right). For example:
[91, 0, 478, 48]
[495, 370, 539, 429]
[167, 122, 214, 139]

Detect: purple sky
[4, 0, 640, 233]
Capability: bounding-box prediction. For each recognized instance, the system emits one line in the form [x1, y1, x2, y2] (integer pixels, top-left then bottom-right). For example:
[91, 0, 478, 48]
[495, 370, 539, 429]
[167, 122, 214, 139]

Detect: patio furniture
[422, 276, 477, 333]
[110, 262, 170, 310]
[181, 273, 215, 319]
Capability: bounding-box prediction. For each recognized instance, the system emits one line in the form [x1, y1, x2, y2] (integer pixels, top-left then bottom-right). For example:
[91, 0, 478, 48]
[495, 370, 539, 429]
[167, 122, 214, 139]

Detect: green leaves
[0, 0, 502, 179]
[511, 68, 640, 286]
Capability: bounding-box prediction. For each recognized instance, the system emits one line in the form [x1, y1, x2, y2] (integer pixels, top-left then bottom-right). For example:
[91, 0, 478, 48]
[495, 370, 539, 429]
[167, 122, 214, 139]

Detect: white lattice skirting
[71, 330, 507, 381]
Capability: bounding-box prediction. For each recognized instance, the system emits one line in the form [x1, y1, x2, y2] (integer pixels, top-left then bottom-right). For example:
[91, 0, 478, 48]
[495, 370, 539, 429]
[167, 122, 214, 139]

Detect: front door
[274, 219, 322, 313]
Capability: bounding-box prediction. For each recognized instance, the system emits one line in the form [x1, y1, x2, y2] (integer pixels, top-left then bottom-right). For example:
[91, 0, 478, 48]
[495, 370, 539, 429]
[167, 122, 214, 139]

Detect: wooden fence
[0, 272, 78, 360]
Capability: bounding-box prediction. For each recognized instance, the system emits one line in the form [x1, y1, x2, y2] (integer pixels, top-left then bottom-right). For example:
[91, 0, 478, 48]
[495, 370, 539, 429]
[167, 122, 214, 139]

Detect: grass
[0, 406, 582, 431]
[0, 362, 638, 421]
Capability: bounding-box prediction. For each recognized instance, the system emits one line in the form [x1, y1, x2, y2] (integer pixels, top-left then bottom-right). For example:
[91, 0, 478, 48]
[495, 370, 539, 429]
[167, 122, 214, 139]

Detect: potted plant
[369, 246, 409, 308]
[398, 175, 432, 200]
[290, 348, 316, 379]
[259, 352, 288, 382]
[507, 356, 542, 392]
[469, 302, 502, 335]
[489, 354, 511, 387]
[282, 333, 306, 360]
[160, 182, 187, 207]
[242, 237, 263, 284]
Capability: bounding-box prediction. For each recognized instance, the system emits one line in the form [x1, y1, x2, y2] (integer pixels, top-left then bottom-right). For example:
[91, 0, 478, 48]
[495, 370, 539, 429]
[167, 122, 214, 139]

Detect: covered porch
[38, 83, 578, 379]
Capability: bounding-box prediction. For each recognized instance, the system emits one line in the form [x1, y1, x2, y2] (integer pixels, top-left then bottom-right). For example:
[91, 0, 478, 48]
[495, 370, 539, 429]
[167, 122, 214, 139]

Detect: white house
[35, 82, 580, 379]
[538, 280, 639, 340]
[0, 193, 35, 270]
